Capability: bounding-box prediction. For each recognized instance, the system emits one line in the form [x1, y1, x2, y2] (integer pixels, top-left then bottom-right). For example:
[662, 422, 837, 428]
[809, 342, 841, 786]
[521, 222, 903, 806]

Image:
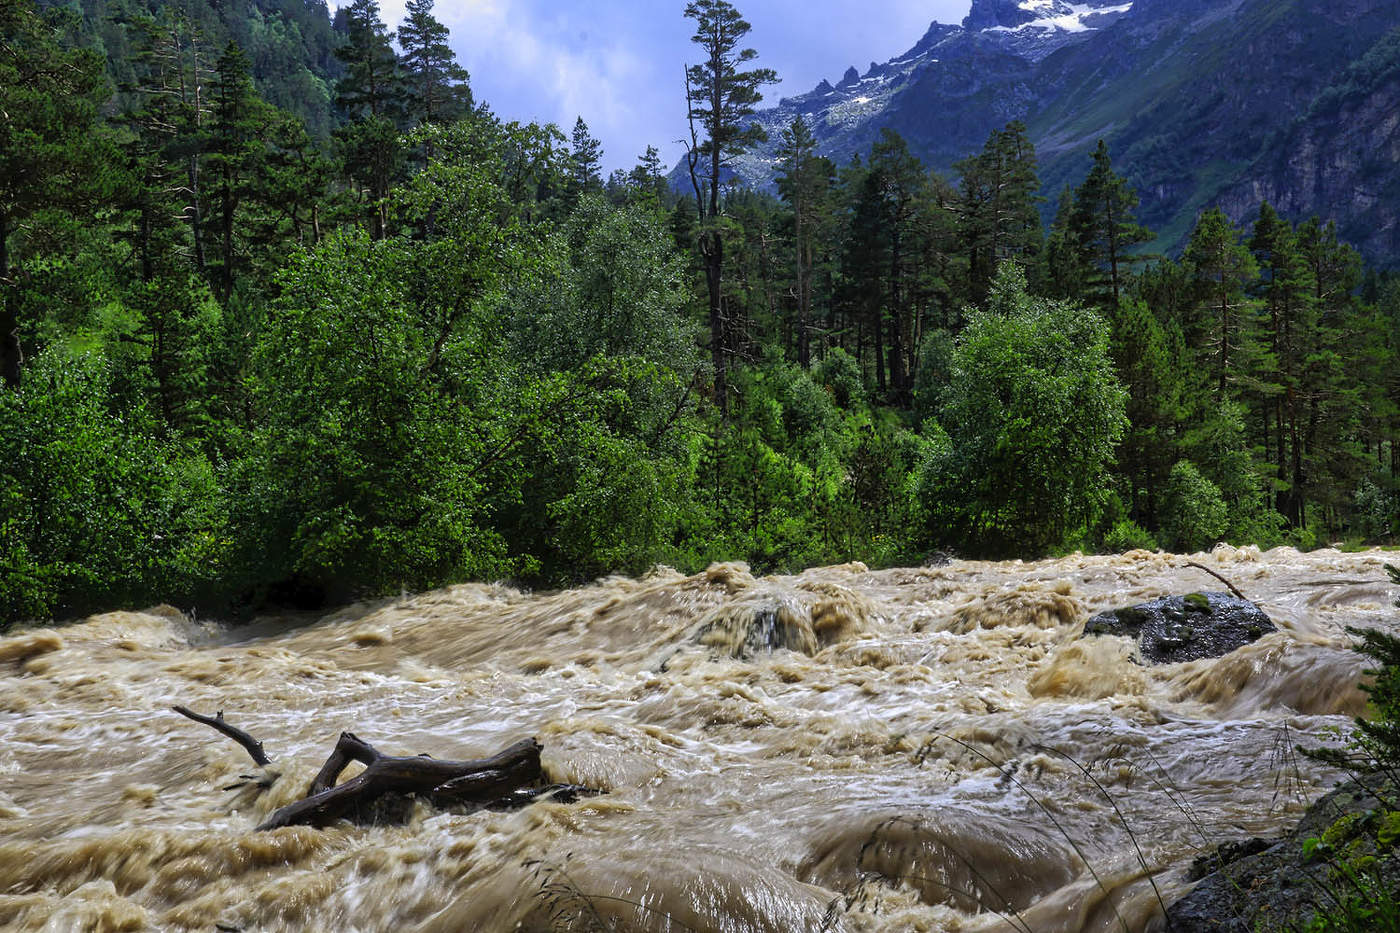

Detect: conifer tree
[208, 42, 277, 302]
[626, 145, 668, 204]
[570, 116, 604, 192]
[1249, 201, 1311, 518]
[120, 10, 215, 278]
[1292, 217, 1367, 529]
[0, 0, 109, 388]
[776, 116, 828, 369]
[398, 0, 473, 127]
[955, 121, 1042, 301]
[335, 0, 401, 121]
[866, 129, 928, 401]
[1111, 298, 1188, 526]
[1069, 140, 1153, 307]
[1184, 207, 1259, 398]
[1044, 185, 1089, 300]
[683, 0, 778, 411]
[335, 0, 403, 238]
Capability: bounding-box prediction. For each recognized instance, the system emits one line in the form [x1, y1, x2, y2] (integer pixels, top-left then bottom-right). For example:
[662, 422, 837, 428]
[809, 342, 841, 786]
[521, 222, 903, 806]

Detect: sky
[370, 0, 972, 173]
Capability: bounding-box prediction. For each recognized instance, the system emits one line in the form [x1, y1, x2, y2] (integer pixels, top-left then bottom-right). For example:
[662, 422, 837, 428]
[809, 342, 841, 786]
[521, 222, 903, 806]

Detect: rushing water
[0, 547, 1394, 932]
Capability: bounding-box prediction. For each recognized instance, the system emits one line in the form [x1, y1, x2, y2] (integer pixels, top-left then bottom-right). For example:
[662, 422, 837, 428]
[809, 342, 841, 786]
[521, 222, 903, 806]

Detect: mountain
[717, 0, 1400, 261]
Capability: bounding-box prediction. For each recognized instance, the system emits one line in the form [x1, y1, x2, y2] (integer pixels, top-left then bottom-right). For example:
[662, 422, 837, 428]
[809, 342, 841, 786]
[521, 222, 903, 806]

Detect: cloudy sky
[371, 0, 971, 173]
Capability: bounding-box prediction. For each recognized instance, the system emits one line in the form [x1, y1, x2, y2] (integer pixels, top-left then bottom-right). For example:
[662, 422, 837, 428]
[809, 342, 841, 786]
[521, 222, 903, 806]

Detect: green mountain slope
[58, 0, 343, 135]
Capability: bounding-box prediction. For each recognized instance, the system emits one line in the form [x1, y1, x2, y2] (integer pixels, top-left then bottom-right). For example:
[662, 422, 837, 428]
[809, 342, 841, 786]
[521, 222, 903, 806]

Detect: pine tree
[1069, 140, 1153, 308]
[1249, 202, 1312, 520]
[1111, 298, 1188, 527]
[1184, 207, 1259, 399]
[1293, 218, 1367, 531]
[1044, 185, 1089, 300]
[867, 129, 928, 401]
[626, 145, 668, 204]
[119, 9, 216, 279]
[682, 0, 778, 412]
[398, 0, 472, 127]
[0, 0, 109, 388]
[776, 116, 828, 369]
[335, 0, 401, 121]
[570, 116, 603, 193]
[207, 42, 278, 303]
[955, 121, 1042, 302]
[335, 0, 403, 239]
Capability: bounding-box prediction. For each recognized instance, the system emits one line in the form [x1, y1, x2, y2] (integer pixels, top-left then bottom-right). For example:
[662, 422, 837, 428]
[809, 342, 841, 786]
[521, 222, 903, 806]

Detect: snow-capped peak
[986, 1, 1134, 34]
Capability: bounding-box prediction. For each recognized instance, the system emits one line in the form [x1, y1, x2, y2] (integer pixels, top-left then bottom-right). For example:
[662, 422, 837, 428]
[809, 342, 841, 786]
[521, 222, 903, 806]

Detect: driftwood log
[173, 706, 586, 831]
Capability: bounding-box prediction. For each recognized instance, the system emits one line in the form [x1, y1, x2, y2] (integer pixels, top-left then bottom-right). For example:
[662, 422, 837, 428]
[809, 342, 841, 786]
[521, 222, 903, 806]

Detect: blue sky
[372, 0, 971, 173]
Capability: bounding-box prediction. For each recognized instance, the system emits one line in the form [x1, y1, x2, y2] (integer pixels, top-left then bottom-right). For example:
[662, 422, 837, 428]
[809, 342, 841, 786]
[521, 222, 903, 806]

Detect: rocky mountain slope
[721, 0, 1400, 260]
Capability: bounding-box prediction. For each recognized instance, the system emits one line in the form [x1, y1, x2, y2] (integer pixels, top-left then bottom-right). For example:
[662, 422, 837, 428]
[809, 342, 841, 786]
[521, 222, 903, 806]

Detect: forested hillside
[2, 0, 1398, 625]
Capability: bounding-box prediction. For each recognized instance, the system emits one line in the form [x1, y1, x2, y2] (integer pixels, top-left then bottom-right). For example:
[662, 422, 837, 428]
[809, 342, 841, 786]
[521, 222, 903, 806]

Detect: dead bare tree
[172, 706, 590, 830]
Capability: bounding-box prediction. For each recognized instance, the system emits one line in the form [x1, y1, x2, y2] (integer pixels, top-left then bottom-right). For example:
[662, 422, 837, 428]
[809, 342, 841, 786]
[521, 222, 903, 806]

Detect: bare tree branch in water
[173, 706, 271, 766]
[1184, 561, 1247, 600]
[171, 708, 594, 831]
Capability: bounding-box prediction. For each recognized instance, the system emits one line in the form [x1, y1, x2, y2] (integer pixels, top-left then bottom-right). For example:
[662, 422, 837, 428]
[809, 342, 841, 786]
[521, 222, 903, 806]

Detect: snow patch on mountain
[986, 1, 1134, 34]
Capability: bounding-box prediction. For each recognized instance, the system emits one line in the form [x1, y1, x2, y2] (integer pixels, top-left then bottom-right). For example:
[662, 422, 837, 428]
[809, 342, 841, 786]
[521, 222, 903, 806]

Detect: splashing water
[0, 547, 1392, 931]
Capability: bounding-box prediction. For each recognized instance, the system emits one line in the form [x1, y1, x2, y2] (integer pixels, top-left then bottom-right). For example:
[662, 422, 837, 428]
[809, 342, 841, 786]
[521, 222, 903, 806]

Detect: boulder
[1167, 774, 1400, 931]
[1081, 592, 1275, 664]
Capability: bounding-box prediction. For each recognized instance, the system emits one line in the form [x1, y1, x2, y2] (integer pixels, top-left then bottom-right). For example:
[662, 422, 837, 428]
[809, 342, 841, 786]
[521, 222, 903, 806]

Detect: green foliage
[233, 230, 505, 597]
[919, 264, 1127, 556]
[1158, 460, 1229, 553]
[4, 0, 1400, 625]
[0, 351, 222, 624]
[956, 121, 1043, 301]
[1302, 868, 1400, 933]
[1299, 595, 1400, 932]
[812, 348, 864, 411]
[398, 0, 473, 127]
[1067, 140, 1154, 307]
[1103, 519, 1160, 553]
[0, 0, 111, 387]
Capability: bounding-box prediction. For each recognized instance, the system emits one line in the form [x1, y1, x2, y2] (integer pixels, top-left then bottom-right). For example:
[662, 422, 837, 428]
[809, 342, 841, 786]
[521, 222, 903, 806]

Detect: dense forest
[2, 0, 1398, 624]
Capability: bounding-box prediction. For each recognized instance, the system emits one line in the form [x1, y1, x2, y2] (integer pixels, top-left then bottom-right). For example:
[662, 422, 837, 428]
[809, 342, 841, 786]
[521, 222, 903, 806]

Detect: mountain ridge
[711, 0, 1400, 261]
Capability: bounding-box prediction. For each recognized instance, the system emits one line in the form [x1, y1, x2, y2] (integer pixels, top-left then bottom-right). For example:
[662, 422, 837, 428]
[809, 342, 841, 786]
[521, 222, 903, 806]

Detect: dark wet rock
[1183, 836, 1274, 882]
[922, 551, 954, 568]
[1167, 774, 1400, 931]
[688, 590, 867, 660]
[694, 603, 816, 656]
[1081, 592, 1276, 664]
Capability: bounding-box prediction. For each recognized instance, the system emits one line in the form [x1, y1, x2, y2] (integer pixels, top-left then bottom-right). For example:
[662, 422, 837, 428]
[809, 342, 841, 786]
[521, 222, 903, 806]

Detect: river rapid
[0, 547, 1394, 932]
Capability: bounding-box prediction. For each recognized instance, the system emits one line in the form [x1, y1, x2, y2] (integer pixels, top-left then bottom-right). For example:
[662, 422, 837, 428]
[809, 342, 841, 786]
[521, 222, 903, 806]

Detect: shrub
[812, 348, 865, 411]
[918, 264, 1127, 557]
[1158, 460, 1228, 553]
[1103, 519, 1160, 553]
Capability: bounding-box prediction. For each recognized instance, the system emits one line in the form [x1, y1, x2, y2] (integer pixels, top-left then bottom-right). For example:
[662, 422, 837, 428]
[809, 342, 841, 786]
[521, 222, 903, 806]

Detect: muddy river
[0, 547, 1394, 931]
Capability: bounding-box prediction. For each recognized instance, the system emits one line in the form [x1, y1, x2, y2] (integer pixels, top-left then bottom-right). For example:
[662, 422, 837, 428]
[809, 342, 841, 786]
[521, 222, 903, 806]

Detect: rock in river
[1081, 592, 1276, 664]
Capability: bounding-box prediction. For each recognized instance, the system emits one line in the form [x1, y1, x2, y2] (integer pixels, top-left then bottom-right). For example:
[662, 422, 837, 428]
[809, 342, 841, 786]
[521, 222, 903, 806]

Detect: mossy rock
[1167, 775, 1400, 932]
[1081, 592, 1276, 664]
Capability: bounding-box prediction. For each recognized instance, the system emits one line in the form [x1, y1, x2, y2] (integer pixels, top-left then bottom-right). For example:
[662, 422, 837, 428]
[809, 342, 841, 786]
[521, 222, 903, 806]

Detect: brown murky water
[0, 547, 1394, 932]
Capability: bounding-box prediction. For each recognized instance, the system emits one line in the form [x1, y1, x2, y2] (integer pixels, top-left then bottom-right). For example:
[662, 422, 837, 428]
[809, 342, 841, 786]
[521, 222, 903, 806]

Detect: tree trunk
[705, 233, 727, 414]
[0, 209, 20, 389]
[220, 179, 235, 303]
